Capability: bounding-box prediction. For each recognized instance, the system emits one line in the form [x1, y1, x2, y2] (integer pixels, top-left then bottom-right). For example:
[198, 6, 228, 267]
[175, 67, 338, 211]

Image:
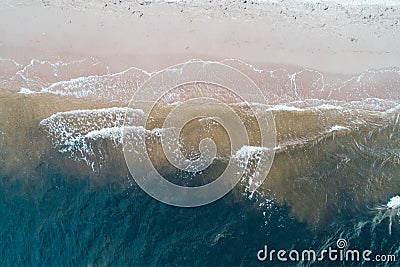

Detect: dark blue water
[1, 163, 399, 266]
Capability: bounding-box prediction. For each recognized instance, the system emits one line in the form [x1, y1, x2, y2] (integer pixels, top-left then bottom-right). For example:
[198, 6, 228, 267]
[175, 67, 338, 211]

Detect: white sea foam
[18, 88, 39, 95]
[4, 57, 400, 109]
[40, 67, 150, 103]
[328, 125, 348, 133]
[387, 195, 400, 209]
[266, 105, 304, 112]
[370, 196, 400, 235]
[314, 104, 344, 110]
[265, 103, 344, 112]
[234, 146, 272, 198]
[234, 145, 270, 160]
[40, 107, 144, 170]
[85, 127, 124, 143]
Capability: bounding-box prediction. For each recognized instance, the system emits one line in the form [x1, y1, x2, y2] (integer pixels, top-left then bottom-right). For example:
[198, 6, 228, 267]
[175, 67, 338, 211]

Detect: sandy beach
[1, 0, 399, 76]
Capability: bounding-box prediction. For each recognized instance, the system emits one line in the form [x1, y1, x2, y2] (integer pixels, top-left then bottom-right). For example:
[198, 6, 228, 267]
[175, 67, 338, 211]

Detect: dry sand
[0, 0, 399, 75]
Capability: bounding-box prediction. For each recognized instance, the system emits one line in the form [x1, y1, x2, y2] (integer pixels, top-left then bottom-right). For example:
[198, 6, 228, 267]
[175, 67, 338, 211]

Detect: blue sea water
[0, 166, 399, 266]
